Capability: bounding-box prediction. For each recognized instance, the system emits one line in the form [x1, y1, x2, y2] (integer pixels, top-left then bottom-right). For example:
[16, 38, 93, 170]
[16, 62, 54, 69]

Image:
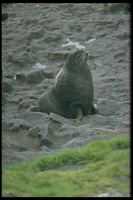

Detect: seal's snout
[83, 52, 89, 62]
[86, 53, 89, 59]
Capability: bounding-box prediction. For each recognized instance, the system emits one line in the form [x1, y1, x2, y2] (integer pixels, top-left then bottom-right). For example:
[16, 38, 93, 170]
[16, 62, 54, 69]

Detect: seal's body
[38, 50, 96, 120]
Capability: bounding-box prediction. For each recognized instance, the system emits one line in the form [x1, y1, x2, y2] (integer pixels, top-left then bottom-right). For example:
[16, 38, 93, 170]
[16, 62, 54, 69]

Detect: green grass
[2, 136, 130, 197]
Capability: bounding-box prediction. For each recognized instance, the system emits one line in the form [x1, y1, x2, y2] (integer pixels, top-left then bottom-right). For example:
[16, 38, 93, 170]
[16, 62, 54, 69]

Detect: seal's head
[64, 50, 89, 70]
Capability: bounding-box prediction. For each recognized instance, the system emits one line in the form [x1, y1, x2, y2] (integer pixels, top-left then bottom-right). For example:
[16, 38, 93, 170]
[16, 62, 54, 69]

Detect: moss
[2, 141, 14, 148]
[2, 136, 130, 197]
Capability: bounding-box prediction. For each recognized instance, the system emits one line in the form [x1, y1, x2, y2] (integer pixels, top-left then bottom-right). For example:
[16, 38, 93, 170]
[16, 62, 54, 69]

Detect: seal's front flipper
[75, 108, 83, 120]
[91, 104, 98, 114]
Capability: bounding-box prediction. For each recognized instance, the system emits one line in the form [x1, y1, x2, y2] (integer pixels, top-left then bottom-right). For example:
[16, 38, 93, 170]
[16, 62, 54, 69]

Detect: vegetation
[2, 136, 130, 197]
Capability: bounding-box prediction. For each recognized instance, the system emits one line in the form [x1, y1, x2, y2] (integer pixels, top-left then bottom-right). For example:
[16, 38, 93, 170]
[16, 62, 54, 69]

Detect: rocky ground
[2, 3, 131, 197]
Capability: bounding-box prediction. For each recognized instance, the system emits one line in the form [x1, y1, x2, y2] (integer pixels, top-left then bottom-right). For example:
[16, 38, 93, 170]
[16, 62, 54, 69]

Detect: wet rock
[97, 98, 120, 116]
[16, 112, 50, 126]
[2, 118, 32, 132]
[2, 79, 13, 93]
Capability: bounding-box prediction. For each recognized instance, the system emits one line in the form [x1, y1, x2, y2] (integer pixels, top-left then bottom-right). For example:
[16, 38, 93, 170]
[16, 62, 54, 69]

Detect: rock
[16, 69, 54, 84]
[2, 91, 9, 105]
[47, 50, 71, 61]
[50, 113, 73, 125]
[12, 142, 28, 151]
[16, 112, 50, 126]
[44, 34, 62, 43]
[26, 69, 54, 84]
[2, 118, 32, 132]
[77, 124, 95, 138]
[97, 98, 120, 116]
[38, 126, 54, 147]
[61, 136, 98, 149]
[60, 124, 77, 132]
[41, 146, 50, 152]
[4, 138, 27, 151]
[2, 79, 13, 93]
[28, 105, 40, 112]
[82, 114, 122, 127]
[27, 126, 41, 138]
[18, 99, 36, 110]
[124, 3, 131, 14]
[15, 151, 39, 162]
[38, 138, 53, 147]
[12, 52, 35, 68]
[2, 13, 8, 21]
[16, 73, 26, 82]
[60, 124, 94, 140]
[27, 25, 44, 44]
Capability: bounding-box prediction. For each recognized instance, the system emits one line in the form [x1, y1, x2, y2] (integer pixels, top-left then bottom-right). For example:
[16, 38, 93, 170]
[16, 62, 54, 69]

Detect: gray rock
[2, 79, 13, 93]
[28, 105, 40, 112]
[38, 138, 53, 147]
[2, 91, 9, 105]
[47, 50, 71, 61]
[50, 113, 73, 125]
[82, 114, 122, 127]
[16, 151, 39, 161]
[97, 98, 120, 116]
[2, 118, 32, 132]
[26, 69, 54, 84]
[38, 126, 54, 147]
[27, 126, 41, 138]
[18, 99, 36, 109]
[12, 142, 28, 151]
[41, 146, 50, 152]
[12, 52, 35, 67]
[59, 124, 94, 140]
[16, 69, 54, 84]
[16, 112, 50, 126]
[16, 72, 26, 82]
[60, 124, 77, 132]
[61, 136, 98, 149]
[27, 25, 44, 44]
[77, 124, 95, 138]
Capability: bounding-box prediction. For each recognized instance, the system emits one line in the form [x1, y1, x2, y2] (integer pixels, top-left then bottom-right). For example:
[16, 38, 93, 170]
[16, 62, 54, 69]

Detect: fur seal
[38, 49, 97, 120]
